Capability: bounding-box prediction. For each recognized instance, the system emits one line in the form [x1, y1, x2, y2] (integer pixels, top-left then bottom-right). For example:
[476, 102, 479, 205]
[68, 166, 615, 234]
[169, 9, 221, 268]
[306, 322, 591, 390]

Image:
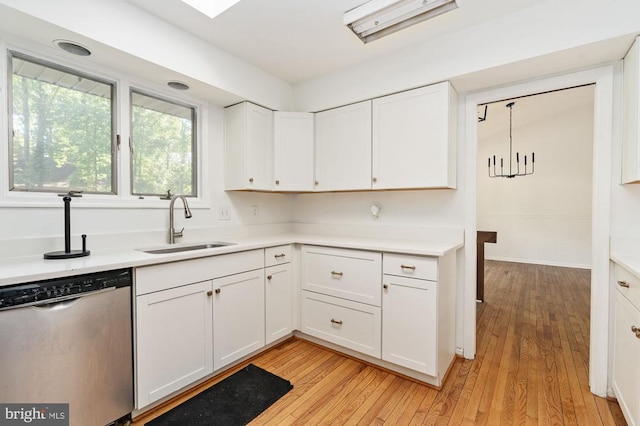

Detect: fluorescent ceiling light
[344, 0, 459, 43]
[181, 0, 241, 19]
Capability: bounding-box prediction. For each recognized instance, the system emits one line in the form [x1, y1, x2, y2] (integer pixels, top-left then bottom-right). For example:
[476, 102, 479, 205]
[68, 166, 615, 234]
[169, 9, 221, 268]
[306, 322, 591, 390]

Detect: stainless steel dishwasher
[0, 268, 133, 426]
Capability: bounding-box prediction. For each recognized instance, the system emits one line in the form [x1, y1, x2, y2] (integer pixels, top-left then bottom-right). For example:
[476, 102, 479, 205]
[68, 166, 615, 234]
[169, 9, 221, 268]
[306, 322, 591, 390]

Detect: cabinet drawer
[615, 264, 640, 311]
[265, 245, 292, 267]
[301, 291, 381, 358]
[301, 245, 381, 306]
[383, 253, 437, 281]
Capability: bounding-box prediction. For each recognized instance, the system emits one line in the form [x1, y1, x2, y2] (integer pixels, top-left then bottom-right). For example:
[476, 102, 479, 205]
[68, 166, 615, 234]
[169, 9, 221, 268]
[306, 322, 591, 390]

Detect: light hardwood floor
[133, 261, 626, 425]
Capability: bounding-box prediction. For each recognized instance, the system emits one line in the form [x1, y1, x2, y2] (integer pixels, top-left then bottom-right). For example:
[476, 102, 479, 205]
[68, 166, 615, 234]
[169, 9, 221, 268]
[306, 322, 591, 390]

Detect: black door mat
[146, 364, 293, 426]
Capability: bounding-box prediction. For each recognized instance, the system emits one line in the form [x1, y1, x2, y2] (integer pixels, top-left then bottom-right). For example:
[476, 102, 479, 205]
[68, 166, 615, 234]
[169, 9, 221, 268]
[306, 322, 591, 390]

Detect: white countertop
[0, 233, 463, 287]
[611, 253, 640, 280]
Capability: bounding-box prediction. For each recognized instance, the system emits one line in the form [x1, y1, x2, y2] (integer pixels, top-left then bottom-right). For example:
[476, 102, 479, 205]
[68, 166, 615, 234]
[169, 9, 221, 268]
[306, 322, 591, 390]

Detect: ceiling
[126, 0, 546, 85]
[478, 84, 596, 141]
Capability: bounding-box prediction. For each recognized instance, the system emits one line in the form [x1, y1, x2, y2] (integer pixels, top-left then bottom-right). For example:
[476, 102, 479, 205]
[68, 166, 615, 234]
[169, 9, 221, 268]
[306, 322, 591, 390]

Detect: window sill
[0, 193, 210, 209]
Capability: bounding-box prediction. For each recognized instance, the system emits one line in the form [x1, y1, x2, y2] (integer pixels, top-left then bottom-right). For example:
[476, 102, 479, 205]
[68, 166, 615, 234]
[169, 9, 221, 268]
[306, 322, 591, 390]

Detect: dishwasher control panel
[0, 268, 131, 310]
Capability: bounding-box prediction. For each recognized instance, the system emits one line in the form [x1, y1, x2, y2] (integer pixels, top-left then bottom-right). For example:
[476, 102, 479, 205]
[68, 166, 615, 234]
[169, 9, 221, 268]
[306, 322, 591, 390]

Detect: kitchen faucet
[169, 194, 192, 243]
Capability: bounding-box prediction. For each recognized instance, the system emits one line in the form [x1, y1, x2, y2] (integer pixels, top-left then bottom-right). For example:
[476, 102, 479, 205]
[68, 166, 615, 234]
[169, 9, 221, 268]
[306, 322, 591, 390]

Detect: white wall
[293, 0, 640, 112]
[0, 105, 295, 257]
[293, 189, 463, 229]
[477, 86, 594, 268]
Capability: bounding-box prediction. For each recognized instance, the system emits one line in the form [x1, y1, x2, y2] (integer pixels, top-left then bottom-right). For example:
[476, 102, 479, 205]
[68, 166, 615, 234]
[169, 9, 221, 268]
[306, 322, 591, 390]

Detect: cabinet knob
[249, 177, 254, 183]
[383, 284, 388, 290]
[330, 319, 343, 326]
[372, 177, 377, 184]
[330, 271, 343, 278]
[267, 275, 272, 280]
[632, 325, 640, 339]
[618, 280, 630, 288]
[275, 180, 280, 185]
[314, 180, 319, 186]
[215, 288, 221, 294]
[207, 290, 213, 296]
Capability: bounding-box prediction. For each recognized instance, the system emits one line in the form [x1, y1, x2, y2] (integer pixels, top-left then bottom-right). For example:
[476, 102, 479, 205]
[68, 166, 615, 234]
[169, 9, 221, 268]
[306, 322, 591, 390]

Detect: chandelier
[487, 101, 535, 178]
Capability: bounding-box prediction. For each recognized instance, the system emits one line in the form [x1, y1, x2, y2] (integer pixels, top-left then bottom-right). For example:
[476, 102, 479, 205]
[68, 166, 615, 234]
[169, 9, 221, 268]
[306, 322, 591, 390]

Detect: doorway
[477, 86, 595, 269]
[463, 66, 615, 396]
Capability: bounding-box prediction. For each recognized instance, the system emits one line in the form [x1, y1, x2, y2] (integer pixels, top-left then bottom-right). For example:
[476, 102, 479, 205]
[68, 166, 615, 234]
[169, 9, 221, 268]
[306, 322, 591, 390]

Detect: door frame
[462, 64, 615, 396]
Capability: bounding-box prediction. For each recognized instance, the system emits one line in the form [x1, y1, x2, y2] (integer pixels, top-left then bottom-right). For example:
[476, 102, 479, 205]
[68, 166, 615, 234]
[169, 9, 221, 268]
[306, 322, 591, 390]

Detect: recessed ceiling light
[167, 81, 190, 90]
[53, 40, 92, 56]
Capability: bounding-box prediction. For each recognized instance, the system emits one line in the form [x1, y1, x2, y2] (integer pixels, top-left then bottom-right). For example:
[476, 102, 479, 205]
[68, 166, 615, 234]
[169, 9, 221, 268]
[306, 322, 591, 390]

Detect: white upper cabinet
[225, 102, 274, 190]
[372, 82, 457, 189]
[314, 101, 372, 191]
[622, 36, 640, 184]
[274, 112, 315, 191]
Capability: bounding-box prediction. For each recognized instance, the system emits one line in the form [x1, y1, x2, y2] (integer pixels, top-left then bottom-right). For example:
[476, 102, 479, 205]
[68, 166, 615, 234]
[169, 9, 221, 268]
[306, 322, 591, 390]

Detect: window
[9, 51, 116, 194]
[130, 90, 197, 197]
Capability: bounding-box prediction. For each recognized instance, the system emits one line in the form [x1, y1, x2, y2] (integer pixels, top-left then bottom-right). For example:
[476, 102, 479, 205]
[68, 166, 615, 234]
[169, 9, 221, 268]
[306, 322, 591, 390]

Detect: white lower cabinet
[134, 249, 266, 409]
[382, 275, 437, 376]
[212, 269, 265, 371]
[301, 290, 381, 357]
[299, 245, 456, 387]
[266, 263, 293, 344]
[135, 280, 213, 408]
[613, 262, 640, 426]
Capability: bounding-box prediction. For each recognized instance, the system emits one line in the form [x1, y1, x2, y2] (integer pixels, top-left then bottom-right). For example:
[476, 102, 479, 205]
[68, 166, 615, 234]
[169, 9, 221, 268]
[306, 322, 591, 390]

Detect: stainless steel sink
[140, 242, 234, 254]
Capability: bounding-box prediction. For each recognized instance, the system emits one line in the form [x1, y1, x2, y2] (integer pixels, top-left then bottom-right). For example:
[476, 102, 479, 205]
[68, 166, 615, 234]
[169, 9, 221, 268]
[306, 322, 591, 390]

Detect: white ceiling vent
[345, 0, 459, 44]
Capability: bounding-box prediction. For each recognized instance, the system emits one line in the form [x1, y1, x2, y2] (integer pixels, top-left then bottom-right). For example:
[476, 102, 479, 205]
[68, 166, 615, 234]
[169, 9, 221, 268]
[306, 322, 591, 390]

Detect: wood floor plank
[133, 261, 625, 426]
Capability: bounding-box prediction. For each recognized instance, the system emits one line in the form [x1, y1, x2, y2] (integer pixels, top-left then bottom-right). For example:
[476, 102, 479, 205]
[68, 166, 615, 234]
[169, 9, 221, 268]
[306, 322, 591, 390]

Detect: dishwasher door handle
[26, 287, 116, 311]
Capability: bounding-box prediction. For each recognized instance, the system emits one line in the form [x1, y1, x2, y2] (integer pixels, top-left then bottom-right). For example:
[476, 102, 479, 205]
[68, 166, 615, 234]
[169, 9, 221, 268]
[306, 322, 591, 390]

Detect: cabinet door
[274, 112, 314, 191]
[212, 269, 265, 370]
[372, 82, 456, 189]
[613, 291, 640, 425]
[315, 101, 372, 191]
[224, 102, 273, 190]
[136, 280, 213, 408]
[623, 37, 640, 184]
[266, 263, 293, 344]
[382, 275, 437, 376]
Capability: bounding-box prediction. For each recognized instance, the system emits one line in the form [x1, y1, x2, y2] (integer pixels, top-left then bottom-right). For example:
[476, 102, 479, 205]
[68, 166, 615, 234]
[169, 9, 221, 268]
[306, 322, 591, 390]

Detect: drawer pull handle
[215, 288, 221, 294]
[207, 290, 213, 297]
[331, 271, 344, 277]
[267, 275, 272, 280]
[632, 325, 640, 339]
[331, 319, 343, 325]
[401, 265, 416, 271]
[275, 254, 286, 259]
[618, 280, 630, 288]
[383, 284, 388, 289]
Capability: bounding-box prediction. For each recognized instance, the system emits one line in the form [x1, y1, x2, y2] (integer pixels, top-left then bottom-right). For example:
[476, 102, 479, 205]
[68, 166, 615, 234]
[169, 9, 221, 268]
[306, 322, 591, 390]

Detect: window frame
[7, 50, 118, 195]
[129, 88, 198, 198]
[0, 40, 209, 209]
